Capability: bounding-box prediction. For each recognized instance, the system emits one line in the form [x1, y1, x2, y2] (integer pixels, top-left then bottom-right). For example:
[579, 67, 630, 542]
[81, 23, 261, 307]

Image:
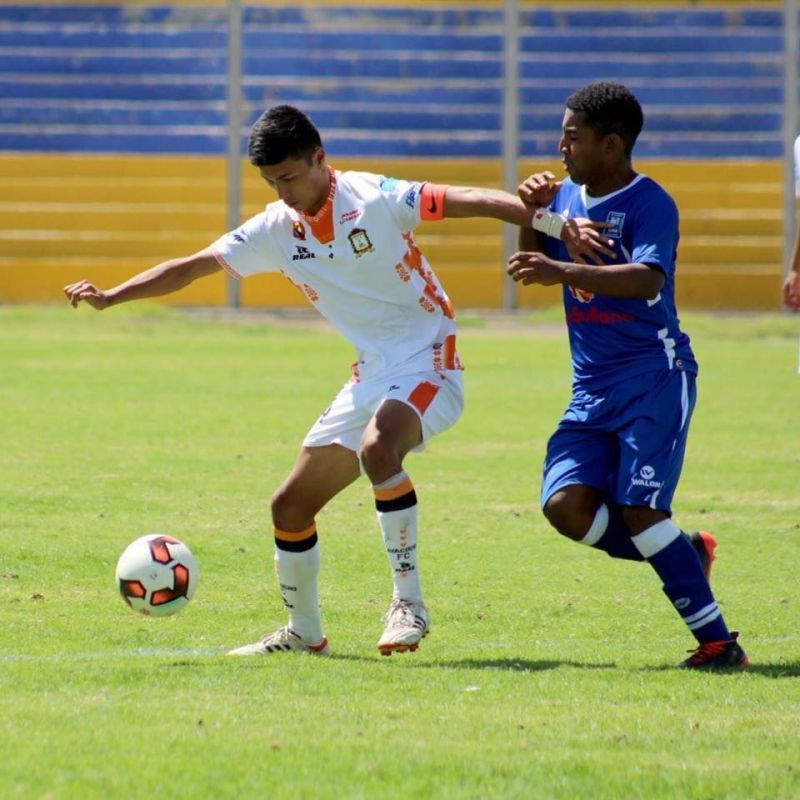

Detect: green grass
[1, 304, 799, 799]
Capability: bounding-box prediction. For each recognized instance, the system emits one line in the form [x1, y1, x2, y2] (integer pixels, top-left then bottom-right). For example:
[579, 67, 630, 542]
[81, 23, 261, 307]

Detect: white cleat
[377, 599, 429, 656]
[227, 626, 330, 656]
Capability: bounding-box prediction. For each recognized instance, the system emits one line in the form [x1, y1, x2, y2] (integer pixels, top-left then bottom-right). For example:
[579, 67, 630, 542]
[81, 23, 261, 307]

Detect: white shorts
[303, 370, 464, 454]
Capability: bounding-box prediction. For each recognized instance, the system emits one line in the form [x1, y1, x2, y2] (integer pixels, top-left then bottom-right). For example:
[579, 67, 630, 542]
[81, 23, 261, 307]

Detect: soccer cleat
[680, 631, 749, 670]
[377, 599, 429, 656]
[688, 530, 717, 581]
[227, 626, 330, 656]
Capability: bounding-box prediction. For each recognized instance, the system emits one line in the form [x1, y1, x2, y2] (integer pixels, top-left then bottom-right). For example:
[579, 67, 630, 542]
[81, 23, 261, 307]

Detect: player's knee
[542, 492, 590, 541]
[358, 433, 400, 483]
[270, 485, 313, 532]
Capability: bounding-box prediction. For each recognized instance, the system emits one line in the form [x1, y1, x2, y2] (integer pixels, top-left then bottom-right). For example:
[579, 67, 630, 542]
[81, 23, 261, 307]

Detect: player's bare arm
[517, 172, 615, 264]
[440, 185, 533, 226]
[64, 248, 222, 309]
[783, 210, 800, 310]
[506, 252, 665, 300]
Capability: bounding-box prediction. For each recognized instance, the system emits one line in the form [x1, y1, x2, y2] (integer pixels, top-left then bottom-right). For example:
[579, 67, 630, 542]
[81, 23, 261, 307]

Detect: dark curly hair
[566, 82, 644, 156]
[248, 105, 323, 166]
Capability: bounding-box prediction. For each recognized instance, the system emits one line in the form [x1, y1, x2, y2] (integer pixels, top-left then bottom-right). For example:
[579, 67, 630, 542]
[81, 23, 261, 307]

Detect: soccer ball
[115, 534, 199, 617]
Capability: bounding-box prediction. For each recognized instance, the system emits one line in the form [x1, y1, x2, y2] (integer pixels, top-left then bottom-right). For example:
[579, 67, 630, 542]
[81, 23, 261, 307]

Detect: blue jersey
[543, 175, 697, 390]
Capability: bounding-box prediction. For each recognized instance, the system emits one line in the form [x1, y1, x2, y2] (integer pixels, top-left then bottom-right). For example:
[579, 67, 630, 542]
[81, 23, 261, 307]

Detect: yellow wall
[1, 153, 783, 310]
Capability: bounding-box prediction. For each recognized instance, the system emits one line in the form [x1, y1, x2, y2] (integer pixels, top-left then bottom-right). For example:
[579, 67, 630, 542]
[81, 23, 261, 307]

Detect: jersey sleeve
[628, 193, 679, 276]
[376, 175, 446, 232]
[210, 211, 284, 279]
[794, 135, 800, 199]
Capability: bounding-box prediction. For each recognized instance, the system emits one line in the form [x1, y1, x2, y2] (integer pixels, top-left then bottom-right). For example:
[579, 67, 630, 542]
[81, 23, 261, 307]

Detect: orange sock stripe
[373, 478, 415, 502]
[274, 523, 317, 543]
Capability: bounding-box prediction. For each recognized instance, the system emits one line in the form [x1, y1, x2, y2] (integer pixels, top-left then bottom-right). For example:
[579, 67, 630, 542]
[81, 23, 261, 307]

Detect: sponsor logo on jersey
[348, 227, 374, 257]
[339, 209, 361, 224]
[292, 246, 316, 261]
[406, 184, 420, 210]
[567, 307, 635, 325]
[292, 221, 306, 241]
[605, 211, 626, 239]
[568, 286, 594, 303]
[631, 464, 662, 489]
[427, 190, 438, 216]
[231, 230, 247, 244]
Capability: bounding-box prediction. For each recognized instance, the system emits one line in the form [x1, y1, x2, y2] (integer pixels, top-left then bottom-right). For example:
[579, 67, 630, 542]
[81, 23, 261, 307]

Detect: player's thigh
[389, 371, 464, 452]
[612, 370, 697, 512]
[541, 423, 618, 508]
[360, 399, 422, 472]
[272, 444, 361, 528]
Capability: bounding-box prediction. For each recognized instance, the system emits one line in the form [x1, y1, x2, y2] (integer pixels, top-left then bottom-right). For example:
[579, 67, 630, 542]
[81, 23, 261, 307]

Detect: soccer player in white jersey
[65, 105, 608, 657]
[508, 82, 748, 669]
[782, 134, 800, 310]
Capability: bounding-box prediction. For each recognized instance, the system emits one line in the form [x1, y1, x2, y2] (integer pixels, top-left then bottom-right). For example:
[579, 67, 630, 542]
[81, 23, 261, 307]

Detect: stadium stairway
[0, 2, 793, 309]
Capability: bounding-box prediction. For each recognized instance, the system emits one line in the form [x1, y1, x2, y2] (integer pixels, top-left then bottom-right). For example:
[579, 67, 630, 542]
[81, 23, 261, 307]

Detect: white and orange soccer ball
[115, 534, 199, 616]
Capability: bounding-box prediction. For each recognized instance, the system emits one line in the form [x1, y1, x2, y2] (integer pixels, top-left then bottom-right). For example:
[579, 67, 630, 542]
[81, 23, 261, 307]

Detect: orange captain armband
[419, 182, 449, 221]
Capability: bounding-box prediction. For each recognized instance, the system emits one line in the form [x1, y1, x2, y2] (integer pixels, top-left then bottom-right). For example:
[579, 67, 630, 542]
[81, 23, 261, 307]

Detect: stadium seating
[0, 2, 794, 308]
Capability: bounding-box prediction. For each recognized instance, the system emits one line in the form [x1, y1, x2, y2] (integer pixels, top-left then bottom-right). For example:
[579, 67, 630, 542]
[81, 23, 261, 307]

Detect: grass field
[1, 304, 799, 799]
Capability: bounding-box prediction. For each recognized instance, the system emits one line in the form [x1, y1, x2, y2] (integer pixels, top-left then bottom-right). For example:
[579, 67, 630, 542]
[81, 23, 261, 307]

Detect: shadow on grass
[327, 654, 616, 671]
[640, 662, 800, 677]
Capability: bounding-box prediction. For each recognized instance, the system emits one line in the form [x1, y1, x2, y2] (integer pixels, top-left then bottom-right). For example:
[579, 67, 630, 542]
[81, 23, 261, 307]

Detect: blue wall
[0, 4, 795, 158]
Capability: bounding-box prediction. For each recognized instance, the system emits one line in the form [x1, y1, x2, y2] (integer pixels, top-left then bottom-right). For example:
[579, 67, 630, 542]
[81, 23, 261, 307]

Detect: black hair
[565, 82, 644, 156]
[247, 105, 323, 166]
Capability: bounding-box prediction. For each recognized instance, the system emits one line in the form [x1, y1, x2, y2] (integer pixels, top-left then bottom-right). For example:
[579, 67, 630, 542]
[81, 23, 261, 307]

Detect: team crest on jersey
[348, 227, 374, 257]
[569, 286, 594, 303]
[292, 221, 306, 241]
[605, 211, 626, 239]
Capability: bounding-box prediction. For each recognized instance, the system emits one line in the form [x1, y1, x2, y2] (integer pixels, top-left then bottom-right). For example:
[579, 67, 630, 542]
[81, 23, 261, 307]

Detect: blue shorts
[541, 368, 697, 513]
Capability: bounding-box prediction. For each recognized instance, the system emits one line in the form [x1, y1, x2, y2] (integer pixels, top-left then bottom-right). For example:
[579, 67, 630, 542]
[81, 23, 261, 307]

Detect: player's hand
[63, 280, 111, 310]
[518, 172, 561, 208]
[783, 270, 800, 311]
[506, 251, 564, 286]
[561, 218, 616, 265]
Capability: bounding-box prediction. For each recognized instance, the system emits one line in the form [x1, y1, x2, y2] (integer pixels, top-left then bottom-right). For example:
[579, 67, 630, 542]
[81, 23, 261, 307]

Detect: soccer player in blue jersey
[508, 81, 748, 669]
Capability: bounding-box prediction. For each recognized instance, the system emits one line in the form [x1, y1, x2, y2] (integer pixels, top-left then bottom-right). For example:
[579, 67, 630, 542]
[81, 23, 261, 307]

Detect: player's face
[558, 109, 605, 186]
[259, 148, 330, 215]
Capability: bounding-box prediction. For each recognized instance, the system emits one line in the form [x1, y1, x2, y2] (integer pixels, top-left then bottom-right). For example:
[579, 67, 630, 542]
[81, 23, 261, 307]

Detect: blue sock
[580, 503, 644, 561]
[631, 519, 731, 643]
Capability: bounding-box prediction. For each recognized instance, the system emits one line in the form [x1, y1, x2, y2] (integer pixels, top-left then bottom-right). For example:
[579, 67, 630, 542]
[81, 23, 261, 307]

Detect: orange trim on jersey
[300, 167, 337, 244]
[443, 334, 458, 370]
[419, 182, 448, 221]
[211, 248, 243, 280]
[373, 478, 415, 502]
[274, 523, 317, 543]
[407, 381, 439, 415]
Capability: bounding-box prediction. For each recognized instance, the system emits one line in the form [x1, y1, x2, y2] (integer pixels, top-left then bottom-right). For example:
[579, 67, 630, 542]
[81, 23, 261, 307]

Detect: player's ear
[313, 147, 326, 168]
[602, 133, 624, 159]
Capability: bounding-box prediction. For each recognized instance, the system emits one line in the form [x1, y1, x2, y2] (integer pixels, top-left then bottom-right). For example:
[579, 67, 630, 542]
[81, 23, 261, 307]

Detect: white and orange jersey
[211, 168, 462, 380]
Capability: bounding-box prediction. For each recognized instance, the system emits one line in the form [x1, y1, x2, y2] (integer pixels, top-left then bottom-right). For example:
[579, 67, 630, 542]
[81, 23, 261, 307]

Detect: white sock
[273, 525, 323, 644]
[373, 471, 422, 603]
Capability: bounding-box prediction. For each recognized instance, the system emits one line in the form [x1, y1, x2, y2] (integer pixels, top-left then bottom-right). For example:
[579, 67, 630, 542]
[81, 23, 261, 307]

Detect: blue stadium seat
[0, 3, 793, 158]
